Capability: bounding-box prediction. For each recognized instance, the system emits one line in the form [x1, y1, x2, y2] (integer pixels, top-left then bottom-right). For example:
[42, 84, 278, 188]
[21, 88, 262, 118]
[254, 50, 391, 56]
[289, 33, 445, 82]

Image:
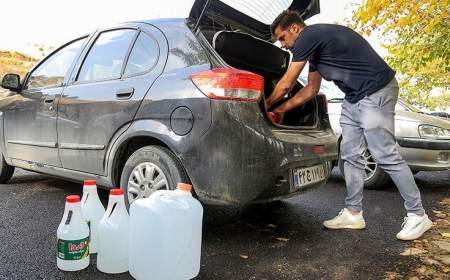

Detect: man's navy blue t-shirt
[291, 24, 395, 103]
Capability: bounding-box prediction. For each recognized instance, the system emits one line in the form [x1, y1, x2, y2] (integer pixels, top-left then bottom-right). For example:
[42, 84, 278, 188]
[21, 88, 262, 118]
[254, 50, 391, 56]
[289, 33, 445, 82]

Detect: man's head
[271, 10, 305, 50]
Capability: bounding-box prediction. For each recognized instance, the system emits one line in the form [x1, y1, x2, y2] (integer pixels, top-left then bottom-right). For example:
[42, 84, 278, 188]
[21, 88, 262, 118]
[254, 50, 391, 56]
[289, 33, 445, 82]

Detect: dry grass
[0, 50, 37, 79]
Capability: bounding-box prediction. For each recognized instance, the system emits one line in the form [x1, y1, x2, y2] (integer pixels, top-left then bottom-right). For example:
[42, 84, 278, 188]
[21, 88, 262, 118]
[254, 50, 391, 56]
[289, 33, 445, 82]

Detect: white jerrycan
[80, 179, 105, 254]
[57, 195, 90, 271]
[97, 188, 129, 274]
[129, 183, 203, 280]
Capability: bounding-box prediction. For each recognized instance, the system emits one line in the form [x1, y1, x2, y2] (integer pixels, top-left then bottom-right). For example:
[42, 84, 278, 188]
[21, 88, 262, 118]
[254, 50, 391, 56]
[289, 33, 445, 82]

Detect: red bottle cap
[110, 188, 124, 196]
[66, 195, 80, 203]
[84, 179, 96, 186]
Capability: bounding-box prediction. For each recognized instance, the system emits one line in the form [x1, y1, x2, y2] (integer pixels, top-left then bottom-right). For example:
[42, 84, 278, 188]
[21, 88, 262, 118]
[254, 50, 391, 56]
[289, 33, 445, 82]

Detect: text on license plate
[293, 164, 326, 188]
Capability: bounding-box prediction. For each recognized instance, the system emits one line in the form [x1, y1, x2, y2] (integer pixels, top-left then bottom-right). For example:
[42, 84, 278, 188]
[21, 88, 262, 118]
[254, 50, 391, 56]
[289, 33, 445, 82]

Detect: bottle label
[57, 238, 89, 260]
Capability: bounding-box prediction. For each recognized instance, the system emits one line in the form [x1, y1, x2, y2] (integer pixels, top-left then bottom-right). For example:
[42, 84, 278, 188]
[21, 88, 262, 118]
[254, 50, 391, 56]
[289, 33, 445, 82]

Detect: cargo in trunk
[202, 30, 317, 127]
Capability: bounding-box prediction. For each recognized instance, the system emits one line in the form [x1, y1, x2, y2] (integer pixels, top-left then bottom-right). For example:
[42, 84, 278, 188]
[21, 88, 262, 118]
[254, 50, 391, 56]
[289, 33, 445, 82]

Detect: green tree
[352, 0, 450, 110]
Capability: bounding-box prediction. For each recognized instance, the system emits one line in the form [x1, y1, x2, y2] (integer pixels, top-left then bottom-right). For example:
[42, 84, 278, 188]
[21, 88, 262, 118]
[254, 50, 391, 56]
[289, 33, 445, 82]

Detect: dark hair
[270, 10, 305, 36]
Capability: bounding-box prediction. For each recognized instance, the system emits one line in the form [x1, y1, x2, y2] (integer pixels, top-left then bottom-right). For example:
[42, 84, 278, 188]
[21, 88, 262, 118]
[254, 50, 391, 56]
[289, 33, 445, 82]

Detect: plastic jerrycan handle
[63, 195, 81, 225]
[154, 191, 190, 210]
[106, 202, 118, 219]
[105, 189, 124, 221]
[64, 210, 73, 225]
[82, 193, 89, 205]
[82, 179, 96, 205]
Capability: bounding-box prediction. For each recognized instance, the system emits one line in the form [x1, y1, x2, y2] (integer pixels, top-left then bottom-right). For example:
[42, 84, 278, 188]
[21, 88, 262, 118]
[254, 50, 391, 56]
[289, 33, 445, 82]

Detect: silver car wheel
[127, 162, 168, 204]
[362, 149, 377, 181]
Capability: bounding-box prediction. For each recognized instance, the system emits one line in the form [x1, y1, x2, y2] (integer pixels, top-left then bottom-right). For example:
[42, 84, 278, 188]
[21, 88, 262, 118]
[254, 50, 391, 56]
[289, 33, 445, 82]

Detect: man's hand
[272, 71, 322, 115]
[268, 111, 285, 124]
[266, 61, 307, 108]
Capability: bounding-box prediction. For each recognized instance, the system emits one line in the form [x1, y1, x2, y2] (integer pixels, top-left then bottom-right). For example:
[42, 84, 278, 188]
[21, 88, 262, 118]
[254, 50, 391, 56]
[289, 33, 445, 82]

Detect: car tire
[120, 145, 190, 208]
[338, 149, 390, 190]
[0, 155, 15, 184]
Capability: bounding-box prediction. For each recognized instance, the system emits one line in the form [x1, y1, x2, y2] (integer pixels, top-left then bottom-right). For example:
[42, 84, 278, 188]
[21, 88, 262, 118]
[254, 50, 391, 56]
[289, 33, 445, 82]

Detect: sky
[0, 0, 370, 57]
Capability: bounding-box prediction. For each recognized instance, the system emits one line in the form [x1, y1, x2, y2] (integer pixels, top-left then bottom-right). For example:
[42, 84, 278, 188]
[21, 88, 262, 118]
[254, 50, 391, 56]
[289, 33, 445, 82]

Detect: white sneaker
[323, 208, 366, 230]
[396, 213, 433, 241]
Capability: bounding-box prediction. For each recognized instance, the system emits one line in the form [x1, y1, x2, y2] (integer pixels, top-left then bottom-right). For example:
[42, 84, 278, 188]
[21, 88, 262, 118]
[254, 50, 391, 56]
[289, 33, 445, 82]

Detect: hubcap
[362, 148, 377, 181]
[127, 162, 168, 204]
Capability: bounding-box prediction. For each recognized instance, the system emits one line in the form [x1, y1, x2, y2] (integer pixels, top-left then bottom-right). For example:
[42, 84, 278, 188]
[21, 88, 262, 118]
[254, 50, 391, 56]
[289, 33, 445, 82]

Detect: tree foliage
[352, 0, 450, 110]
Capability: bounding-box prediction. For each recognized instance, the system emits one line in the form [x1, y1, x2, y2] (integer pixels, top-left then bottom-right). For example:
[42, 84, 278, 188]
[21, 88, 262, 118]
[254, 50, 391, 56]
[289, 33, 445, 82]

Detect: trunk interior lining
[205, 30, 318, 127]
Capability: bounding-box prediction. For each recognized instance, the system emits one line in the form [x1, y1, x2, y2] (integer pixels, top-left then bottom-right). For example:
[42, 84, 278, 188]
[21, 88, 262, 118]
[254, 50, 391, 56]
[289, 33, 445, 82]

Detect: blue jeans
[340, 78, 425, 215]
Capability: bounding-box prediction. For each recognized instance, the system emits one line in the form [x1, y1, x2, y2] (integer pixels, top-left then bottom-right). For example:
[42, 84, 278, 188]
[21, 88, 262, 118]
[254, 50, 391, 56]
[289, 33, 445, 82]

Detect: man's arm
[273, 70, 322, 115]
[266, 61, 307, 108]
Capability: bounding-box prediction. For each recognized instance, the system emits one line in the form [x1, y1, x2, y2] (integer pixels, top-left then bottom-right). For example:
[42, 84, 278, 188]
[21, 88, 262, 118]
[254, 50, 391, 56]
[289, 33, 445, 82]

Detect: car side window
[77, 29, 136, 82]
[26, 38, 86, 90]
[124, 32, 159, 77]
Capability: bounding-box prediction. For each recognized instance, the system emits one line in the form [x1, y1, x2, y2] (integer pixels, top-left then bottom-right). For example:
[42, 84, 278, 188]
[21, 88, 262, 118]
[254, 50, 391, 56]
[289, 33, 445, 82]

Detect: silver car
[322, 83, 450, 188]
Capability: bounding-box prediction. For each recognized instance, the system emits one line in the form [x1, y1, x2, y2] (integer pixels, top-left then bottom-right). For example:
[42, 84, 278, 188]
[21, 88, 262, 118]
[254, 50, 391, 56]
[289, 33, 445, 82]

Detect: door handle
[44, 97, 55, 110]
[116, 87, 134, 100]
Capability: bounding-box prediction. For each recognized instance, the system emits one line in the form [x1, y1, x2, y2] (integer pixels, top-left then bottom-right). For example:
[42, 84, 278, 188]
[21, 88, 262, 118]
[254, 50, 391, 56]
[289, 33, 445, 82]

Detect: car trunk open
[197, 30, 317, 128]
[189, 0, 320, 41]
[189, 0, 320, 128]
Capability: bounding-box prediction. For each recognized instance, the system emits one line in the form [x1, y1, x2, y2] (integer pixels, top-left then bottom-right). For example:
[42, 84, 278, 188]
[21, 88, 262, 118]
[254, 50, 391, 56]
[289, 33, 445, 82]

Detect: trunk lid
[189, 0, 320, 41]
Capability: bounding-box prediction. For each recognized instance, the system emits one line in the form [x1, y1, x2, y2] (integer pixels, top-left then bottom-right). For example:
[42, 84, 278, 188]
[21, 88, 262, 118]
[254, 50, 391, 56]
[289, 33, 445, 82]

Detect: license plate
[292, 164, 326, 188]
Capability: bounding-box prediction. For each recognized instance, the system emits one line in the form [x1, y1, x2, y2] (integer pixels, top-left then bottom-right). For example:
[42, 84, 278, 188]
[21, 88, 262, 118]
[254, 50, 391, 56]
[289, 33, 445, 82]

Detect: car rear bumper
[397, 138, 450, 171]
[182, 101, 338, 205]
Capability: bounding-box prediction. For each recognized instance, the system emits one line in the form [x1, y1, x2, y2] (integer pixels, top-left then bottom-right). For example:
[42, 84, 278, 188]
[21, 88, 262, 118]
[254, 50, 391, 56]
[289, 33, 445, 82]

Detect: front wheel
[338, 148, 390, 189]
[120, 146, 190, 208]
[0, 155, 14, 183]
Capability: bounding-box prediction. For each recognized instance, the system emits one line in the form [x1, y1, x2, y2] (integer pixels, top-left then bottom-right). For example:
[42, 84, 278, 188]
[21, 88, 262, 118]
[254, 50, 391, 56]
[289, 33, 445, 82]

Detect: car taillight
[191, 68, 264, 102]
[316, 94, 328, 113]
[312, 145, 325, 155]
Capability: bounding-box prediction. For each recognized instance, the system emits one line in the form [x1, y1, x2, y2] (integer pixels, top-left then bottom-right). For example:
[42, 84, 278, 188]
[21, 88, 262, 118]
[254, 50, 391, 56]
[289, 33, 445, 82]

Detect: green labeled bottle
[57, 195, 90, 271]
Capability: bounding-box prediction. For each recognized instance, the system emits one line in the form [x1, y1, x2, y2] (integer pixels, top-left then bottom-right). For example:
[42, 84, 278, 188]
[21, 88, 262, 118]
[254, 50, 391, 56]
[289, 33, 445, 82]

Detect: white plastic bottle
[57, 195, 90, 271]
[129, 183, 203, 280]
[80, 179, 105, 254]
[97, 188, 129, 274]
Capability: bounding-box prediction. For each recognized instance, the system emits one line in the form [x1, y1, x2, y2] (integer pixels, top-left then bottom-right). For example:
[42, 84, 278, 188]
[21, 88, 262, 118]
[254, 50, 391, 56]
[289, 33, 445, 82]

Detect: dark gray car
[0, 0, 337, 206]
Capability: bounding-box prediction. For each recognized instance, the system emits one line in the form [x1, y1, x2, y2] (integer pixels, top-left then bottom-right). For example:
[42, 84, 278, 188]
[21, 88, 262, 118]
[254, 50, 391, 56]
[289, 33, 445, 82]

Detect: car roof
[138, 18, 186, 27]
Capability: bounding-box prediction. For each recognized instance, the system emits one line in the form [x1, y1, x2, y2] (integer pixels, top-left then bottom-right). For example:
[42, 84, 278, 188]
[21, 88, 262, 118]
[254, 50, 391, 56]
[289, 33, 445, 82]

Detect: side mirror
[1, 74, 21, 92]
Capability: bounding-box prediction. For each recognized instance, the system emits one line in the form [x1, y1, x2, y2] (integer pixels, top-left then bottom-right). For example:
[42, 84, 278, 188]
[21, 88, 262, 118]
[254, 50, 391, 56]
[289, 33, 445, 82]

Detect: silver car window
[27, 38, 86, 90]
[77, 29, 135, 82]
[124, 32, 159, 77]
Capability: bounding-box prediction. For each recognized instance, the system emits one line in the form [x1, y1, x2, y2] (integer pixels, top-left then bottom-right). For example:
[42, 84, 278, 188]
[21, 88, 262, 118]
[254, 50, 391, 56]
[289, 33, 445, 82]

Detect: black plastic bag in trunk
[212, 31, 317, 127]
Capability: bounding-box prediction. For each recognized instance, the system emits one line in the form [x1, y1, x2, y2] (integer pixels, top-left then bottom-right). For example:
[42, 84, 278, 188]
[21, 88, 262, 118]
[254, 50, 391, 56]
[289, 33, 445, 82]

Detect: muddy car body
[0, 0, 337, 206]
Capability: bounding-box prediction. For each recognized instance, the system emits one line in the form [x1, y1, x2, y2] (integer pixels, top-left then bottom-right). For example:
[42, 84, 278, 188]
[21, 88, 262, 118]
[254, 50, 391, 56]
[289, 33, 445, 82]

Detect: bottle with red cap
[80, 179, 105, 254]
[129, 183, 203, 280]
[57, 195, 90, 271]
[97, 188, 130, 274]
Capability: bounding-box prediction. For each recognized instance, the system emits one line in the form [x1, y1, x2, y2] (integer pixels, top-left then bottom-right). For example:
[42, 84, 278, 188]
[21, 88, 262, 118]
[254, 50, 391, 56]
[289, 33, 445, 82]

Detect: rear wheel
[120, 146, 189, 208]
[338, 148, 390, 189]
[0, 155, 14, 183]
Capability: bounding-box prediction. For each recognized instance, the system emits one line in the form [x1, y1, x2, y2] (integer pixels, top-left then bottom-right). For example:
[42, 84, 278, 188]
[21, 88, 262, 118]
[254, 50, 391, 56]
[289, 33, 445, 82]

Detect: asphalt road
[0, 168, 449, 280]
